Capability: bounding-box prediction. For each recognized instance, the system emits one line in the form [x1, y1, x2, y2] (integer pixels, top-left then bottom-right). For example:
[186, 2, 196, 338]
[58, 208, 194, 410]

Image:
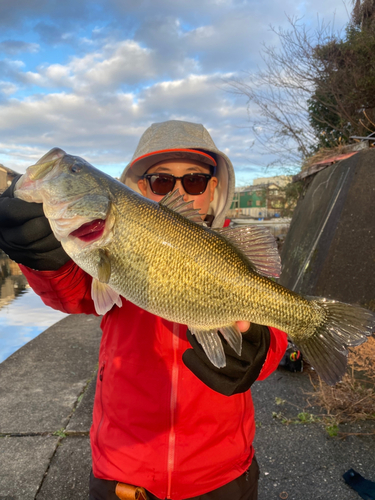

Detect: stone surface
[0, 314, 101, 500]
[0, 436, 58, 500]
[252, 370, 375, 500]
[1, 312, 374, 499]
[36, 437, 92, 500]
[67, 374, 97, 433]
[0, 314, 101, 434]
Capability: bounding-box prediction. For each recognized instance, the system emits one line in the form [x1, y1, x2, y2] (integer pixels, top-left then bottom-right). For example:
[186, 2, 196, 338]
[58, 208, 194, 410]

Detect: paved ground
[0, 314, 374, 500]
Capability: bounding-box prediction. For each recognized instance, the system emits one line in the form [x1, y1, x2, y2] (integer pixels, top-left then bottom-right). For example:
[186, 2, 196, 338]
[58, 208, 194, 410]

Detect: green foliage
[275, 397, 286, 405]
[308, 22, 375, 149]
[325, 424, 339, 437]
[272, 410, 322, 425]
[297, 412, 319, 424]
[307, 93, 352, 151]
[53, 428, 67, 438]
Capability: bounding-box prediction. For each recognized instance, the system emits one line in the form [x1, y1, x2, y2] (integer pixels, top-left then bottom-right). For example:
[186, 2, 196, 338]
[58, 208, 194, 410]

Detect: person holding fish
[0, 120, 372, 500]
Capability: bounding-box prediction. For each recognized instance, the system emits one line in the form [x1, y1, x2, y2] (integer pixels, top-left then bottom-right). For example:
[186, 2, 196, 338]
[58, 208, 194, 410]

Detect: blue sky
[0, 0, 350, 185]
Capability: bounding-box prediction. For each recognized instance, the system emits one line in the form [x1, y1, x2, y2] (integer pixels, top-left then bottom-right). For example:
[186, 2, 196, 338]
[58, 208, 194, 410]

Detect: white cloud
[0, 72, 251, 172]
[0, 0, 352, 183]
[0, 81, 18, 96]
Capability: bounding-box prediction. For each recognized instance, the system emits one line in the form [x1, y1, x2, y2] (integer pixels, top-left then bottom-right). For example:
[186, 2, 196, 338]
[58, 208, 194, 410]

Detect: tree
[308, 23, 375, 150]
[229, 8, 375, 167]
[352, 0, 375, 29]
[227, 18, 341, 167]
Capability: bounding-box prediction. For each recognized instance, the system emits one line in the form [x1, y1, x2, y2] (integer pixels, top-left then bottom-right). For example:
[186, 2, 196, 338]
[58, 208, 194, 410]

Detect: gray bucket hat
[120, 120, 235, 228]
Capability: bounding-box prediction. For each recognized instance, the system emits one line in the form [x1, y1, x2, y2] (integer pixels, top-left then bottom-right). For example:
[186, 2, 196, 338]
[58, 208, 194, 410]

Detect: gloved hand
[182, 323, 270, 396]
[0, 176, 70, 270]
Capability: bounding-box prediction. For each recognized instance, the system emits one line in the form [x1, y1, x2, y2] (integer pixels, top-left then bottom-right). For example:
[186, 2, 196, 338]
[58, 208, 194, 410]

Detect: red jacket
[21, 260, 288, 500]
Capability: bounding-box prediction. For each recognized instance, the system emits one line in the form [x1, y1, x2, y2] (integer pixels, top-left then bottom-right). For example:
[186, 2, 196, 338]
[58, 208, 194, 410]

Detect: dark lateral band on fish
[14, 148, 375, 386]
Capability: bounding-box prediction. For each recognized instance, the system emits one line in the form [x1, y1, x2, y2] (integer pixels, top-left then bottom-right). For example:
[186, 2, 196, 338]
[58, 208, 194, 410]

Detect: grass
[53, 428, 67, 439]
[272, 410, 321, 426]
[308, 336, 375, 435]
[271, 338, 375, 438]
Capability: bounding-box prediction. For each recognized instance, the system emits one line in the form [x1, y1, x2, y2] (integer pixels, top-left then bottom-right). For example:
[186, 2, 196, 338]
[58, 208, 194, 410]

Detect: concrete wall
[279, 149, 375, 310]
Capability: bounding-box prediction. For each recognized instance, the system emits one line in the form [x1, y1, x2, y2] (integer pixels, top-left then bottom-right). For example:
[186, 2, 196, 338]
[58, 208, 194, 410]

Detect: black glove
[182, 323, 270, 396]
[0, 176, 70, 270]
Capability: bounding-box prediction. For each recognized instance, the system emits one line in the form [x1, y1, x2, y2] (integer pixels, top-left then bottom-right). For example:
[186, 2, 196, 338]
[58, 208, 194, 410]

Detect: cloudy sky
[0, 0, 350, 185]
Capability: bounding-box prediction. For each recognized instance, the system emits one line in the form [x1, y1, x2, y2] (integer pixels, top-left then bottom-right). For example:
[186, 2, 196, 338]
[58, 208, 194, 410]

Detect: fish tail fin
[298, 299, 374, 386]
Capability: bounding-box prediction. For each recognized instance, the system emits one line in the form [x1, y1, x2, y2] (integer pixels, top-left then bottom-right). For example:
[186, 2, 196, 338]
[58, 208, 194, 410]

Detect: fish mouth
[69, 219, 106, 242]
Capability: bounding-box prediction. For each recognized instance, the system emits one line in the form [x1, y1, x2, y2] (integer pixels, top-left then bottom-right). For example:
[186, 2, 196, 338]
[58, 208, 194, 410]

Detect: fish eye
[70, 164, 82, 173]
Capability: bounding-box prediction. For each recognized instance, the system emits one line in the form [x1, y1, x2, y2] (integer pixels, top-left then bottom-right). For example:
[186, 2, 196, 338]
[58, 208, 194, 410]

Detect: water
[230, 217, 291, 238]
[0, 254, 68, 363]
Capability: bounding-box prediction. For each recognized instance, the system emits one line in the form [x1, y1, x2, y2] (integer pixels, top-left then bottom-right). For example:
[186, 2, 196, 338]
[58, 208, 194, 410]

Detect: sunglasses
[143, 172, 214, 196]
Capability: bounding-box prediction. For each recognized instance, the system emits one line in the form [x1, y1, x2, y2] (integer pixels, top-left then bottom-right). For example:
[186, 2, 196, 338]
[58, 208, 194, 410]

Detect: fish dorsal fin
[215, 225, 281, 278]
[159, 189, 204, 225]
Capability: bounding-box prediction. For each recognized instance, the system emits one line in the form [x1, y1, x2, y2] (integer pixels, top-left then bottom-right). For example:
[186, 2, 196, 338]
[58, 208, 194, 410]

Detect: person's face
[137, 159, 218, 219]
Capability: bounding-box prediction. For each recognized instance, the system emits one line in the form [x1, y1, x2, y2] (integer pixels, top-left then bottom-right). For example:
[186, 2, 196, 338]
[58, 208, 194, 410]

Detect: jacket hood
[120, 120, 235, 228]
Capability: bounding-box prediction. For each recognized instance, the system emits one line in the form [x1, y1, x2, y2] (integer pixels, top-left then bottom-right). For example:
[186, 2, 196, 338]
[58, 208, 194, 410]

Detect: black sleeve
[182, 323, 270, 396]
[0, 176, 70, 270]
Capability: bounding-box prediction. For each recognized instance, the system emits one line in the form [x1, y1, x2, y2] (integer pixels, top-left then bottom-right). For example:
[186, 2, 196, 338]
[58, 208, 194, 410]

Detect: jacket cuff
[257, 327, 288, 381]
[19, 259, 74, 278]
[19, 260, 97, 315]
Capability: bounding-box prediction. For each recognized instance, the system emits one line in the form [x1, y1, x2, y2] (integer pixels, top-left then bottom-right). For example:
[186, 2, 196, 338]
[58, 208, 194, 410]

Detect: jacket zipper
[95, 362, 105, 454]
[166, 323, 180, 499]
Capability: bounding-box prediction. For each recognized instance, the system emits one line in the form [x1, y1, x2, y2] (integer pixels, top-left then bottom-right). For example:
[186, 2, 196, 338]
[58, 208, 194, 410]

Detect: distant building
[228, 175, 292, 219]
[0, 164, 19, 194]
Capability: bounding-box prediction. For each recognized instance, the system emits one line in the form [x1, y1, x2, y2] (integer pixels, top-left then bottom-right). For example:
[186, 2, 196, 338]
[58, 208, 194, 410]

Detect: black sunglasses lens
[148, 175, 175, 195]
[147, 173, 211, 195]
[183, 174, 210, 195]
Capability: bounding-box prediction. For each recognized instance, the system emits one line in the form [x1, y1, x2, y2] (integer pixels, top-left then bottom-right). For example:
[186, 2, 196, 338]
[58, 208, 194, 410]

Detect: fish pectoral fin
[219, 323, 243, 356]
[188, 327, 226, 368]
[160, 189, 204, 225]
[97, 248, 111, 283]
[91, 279, 122, 315]
[214, 225, 281, 278]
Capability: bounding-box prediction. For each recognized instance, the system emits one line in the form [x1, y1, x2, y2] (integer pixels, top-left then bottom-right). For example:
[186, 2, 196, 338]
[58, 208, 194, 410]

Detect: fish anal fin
[215, 225, 281, 278]
[160, 189, 204, 225]
[219, 323, 243, 356]
[91, 278, 122, 315]
[189, 327, 226, 368]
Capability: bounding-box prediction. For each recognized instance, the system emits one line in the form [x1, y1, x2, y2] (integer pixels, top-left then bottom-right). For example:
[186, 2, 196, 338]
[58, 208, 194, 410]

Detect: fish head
[15, 148, 116, 250]
[15, 148, 109, 201]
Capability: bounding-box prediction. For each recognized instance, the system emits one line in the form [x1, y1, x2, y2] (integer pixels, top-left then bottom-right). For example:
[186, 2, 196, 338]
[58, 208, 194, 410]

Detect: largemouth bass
[15, 148, 375, 385]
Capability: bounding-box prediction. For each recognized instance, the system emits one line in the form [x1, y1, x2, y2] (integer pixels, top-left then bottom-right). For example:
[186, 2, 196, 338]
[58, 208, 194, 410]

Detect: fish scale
[14, 148, 375, 385]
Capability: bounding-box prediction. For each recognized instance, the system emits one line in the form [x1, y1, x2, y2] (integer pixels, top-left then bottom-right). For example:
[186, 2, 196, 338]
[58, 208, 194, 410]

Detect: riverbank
[0, 314, 101, 499]
[0, 314, 373, 499]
